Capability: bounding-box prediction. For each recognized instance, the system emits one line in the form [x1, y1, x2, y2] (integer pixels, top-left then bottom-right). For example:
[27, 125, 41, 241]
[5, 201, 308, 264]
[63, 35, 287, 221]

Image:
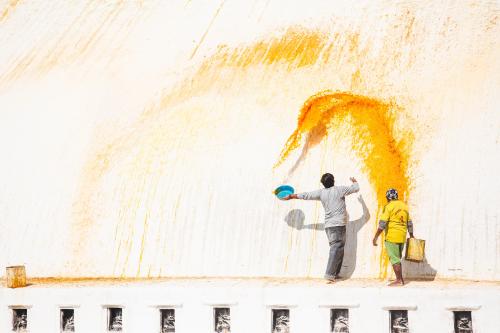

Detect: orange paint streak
[0, 1, 146, 89]
[137, 214, 150, 276]
[71, 142, 114, 259]
[307, 203, 321, 277]
[189, 0, 226, 59]
[69, 27, 350, 277]
[146, 27, 332, 117]
[0, 0, 20, 22]
[275, 91, 413, 278]
[199, 27, 328, 71]
[69, 24, 418, 277]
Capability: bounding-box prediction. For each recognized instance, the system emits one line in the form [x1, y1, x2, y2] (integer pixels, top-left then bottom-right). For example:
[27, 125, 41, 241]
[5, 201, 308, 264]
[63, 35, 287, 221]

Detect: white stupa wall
[0, 0, 499, 280]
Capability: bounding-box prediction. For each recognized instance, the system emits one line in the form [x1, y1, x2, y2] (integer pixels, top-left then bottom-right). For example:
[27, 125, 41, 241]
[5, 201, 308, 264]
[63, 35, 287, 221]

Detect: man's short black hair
[321, 173, 335, 188]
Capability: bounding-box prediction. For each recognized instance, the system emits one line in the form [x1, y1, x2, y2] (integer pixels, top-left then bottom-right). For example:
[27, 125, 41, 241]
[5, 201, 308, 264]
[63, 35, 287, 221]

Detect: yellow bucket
[6, 265, 27, 288]
[405, 238, 425, 262]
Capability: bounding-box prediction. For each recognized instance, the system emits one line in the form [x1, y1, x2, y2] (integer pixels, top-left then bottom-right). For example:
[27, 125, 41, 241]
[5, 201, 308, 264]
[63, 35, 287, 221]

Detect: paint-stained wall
[0, 0, 499, 279]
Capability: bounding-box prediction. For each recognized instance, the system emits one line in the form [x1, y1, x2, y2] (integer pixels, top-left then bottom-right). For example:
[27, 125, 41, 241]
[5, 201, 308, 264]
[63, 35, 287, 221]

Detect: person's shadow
[284, 209, 324, 230]
[341, 195, 370, 278]
[403, 258, 438, 282]
[284, 197, 438, 281]
[284, 195, 371, 278]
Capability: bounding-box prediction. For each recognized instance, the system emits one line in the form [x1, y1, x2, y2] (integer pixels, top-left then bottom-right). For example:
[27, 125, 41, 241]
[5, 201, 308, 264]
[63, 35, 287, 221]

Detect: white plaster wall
[0, 281, 499, 333]
[0, 0, 499, 279]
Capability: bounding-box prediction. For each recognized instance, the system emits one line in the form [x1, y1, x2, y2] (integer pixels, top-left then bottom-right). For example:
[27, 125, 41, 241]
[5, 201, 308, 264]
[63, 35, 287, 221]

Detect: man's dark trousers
[324, 226, 346, 279]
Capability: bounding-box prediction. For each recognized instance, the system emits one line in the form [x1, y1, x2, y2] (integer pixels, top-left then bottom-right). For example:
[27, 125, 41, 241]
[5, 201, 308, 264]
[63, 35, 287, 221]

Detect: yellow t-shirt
[380, 200, 411, 243]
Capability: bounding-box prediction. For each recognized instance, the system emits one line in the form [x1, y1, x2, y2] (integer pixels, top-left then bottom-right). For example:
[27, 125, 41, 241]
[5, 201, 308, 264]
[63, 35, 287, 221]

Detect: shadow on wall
[284, 196, 438, 280]
[284, 195, 370, 278]
[403, 258, 438, 281]
[284, 209, 324, 230]
[341, 195, 371, 278]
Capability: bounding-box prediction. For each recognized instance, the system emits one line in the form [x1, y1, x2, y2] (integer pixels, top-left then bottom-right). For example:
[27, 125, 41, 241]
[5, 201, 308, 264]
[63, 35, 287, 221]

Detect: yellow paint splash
[69, 25, 410, 277]
[0, 1, 146, 88]
[149, 26, 335, 117]
[200, 27, 329, 70]
[0, 0, 20, 22]
[275, 91, 413, 278]
[72, 27, 333, 266]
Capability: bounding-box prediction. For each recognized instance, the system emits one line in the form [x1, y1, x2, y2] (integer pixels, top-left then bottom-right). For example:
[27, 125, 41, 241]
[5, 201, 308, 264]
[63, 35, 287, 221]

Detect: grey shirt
[297, 183, 360, 228]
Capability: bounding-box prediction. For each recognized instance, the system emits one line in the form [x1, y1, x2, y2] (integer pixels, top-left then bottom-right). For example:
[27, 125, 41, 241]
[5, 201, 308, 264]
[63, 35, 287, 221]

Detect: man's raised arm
[343, 177, 360, 196]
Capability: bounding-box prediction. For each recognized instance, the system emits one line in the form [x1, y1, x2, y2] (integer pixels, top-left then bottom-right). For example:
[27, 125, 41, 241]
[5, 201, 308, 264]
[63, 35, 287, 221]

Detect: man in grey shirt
[285, 173, 359, 282]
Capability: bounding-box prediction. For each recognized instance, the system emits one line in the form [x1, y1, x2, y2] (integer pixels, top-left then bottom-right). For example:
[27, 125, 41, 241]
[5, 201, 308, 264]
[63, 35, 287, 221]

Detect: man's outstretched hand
[372, 238, 378, 246]
[350, 177, 357, 183]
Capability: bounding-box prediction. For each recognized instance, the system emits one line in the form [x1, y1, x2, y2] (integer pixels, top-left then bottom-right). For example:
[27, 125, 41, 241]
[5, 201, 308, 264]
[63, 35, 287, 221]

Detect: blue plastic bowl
[274, 185, 295, 200]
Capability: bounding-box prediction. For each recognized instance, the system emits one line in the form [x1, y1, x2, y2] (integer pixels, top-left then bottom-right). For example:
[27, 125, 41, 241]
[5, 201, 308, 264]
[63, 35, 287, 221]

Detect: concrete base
[1, 278, 499, 332]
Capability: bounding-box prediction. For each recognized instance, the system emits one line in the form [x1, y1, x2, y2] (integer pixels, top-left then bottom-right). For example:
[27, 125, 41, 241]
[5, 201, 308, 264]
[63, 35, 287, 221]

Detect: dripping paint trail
[275, 91, 414, 278]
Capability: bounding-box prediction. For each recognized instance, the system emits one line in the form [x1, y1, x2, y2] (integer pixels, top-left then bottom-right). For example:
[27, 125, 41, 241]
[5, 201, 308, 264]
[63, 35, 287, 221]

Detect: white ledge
[381, 305, 418, 311]
[149, 304, 183, 308]
[265, 304, 298, 308]
[101, 304, 126, 308]
[318, 304, 360, 309]
[446, 306, 481, 311]
[8, 305, 33, 309]
[204, 302, 238, 306]
[57, 304, 81, 308]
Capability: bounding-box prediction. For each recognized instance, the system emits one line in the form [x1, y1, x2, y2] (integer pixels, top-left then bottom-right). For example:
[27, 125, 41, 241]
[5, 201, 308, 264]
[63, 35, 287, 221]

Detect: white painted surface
[0, 279, 499, 333]
[0, 0, 499, 280]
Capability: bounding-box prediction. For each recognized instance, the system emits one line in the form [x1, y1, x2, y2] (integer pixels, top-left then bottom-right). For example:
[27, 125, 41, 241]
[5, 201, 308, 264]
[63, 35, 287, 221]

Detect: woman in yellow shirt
[372, 188, 414, 286]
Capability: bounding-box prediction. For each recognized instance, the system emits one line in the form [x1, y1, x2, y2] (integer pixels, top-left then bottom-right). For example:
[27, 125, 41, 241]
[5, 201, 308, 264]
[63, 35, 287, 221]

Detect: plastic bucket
[274, 185, 295, 200]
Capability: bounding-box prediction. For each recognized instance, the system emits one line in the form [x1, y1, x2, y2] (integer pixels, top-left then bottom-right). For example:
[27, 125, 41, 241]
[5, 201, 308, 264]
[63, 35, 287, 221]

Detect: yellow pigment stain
[150, 26, 333, 116]
[137, 213, 150, 276]
[70, 26, 393, 277]
[0, 0, 20, 22]
[189, 0, 226, 59]
[70, 28, 360, 276]
[200, 27, 328, 70]
[275, 91, 413, 278]
[0, 1, 145, 88]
